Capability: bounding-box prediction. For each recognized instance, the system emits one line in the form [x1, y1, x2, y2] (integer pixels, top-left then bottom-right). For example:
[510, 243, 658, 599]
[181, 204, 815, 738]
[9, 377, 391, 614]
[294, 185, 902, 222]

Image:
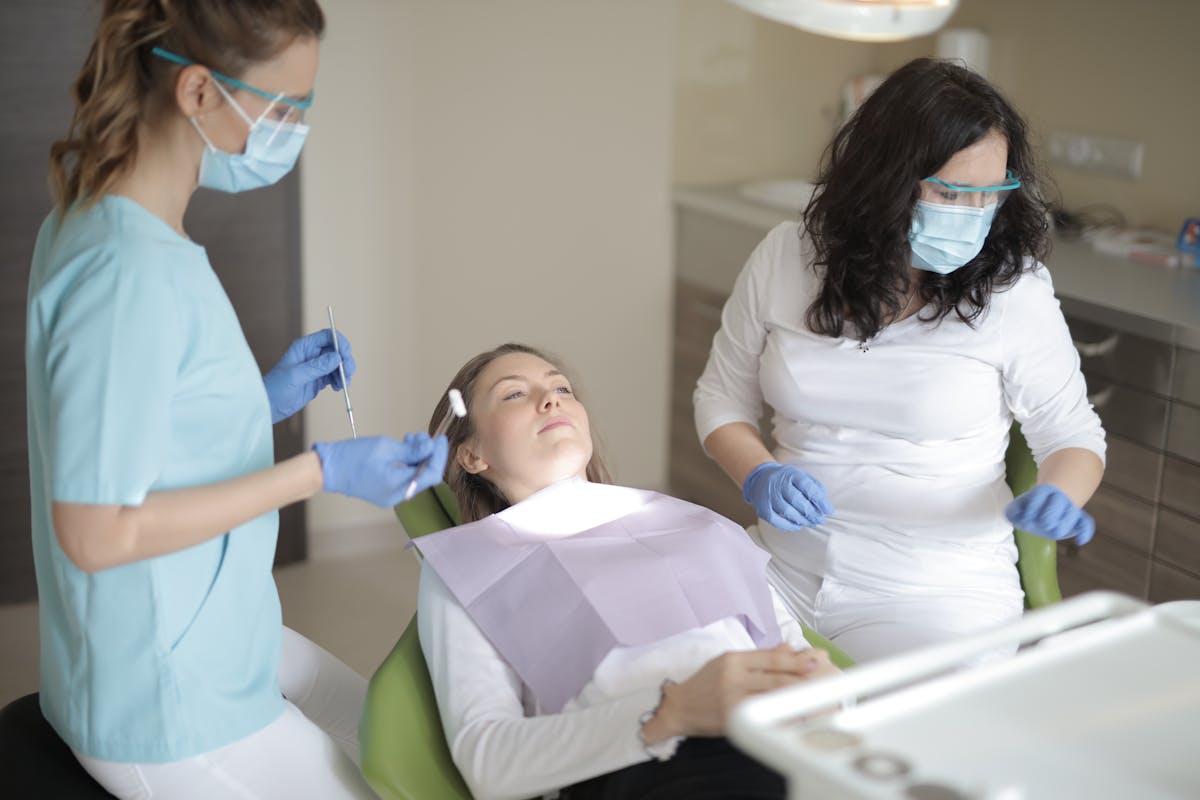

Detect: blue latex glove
[1005, 484, 1095, 545]
[312, 433, 449, 508]
[263, 330, 357, 424]
[742, 462, 835, 531]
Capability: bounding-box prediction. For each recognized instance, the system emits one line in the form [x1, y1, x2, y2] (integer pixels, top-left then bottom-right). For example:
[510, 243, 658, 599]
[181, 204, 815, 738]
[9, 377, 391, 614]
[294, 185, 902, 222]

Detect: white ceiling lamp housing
[728, 0, 959, 42]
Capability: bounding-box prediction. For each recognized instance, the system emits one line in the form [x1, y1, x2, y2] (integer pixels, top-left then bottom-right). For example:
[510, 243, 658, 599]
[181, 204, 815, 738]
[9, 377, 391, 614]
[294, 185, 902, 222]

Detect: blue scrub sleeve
[47, 247, 186, 505]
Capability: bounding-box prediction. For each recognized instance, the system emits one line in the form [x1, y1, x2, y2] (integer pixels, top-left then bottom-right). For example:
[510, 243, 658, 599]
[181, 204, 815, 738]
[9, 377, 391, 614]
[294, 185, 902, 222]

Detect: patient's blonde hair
[430, 343, 612, 523]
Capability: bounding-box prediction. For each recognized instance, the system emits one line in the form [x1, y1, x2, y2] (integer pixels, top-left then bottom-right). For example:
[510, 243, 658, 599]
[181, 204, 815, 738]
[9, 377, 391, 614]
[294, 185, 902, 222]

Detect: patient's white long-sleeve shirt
[694, 221, 1106, 600]
[418, 557, 810, 800]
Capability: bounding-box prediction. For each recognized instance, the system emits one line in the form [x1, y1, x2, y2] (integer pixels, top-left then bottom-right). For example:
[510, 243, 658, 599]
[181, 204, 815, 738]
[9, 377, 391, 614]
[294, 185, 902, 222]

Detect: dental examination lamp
[728, 0, 959, 42]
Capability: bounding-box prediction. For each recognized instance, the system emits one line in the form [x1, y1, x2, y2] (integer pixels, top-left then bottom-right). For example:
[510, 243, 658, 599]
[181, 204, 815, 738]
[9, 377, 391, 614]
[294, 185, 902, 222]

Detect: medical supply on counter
[326, 305, 357, 439]
[1177, 217, 1200, 267]
[1087, 226, 1186, 268]
[730, 592, 1200, 799]
[403, 389, 465, 500]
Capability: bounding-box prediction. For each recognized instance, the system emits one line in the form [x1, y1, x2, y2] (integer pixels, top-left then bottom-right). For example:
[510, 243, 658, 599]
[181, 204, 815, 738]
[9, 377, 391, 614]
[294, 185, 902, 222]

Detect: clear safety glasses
[919, 169, 1022, 208]
[151, 47, 313, 129]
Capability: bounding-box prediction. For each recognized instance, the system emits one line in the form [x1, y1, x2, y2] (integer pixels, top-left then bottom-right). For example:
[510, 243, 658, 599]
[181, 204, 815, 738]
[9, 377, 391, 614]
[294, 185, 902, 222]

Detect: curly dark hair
[803, 57, 1051, 342]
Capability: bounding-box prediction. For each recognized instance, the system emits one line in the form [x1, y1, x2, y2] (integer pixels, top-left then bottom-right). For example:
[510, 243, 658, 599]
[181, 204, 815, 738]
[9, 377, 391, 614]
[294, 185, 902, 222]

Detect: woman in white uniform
[694, 58, 1106, 663]
[26, 1, 447, 797]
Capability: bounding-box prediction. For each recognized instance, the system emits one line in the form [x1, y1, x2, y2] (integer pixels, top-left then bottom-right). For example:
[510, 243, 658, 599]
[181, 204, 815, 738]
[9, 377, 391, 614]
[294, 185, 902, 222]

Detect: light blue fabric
[26, 195, 283, 763]
[909, 199, 998, 274]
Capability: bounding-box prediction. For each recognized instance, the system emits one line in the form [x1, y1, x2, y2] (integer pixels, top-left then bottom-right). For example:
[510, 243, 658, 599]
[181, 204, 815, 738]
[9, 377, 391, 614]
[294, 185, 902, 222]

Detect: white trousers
[74, 627, 378, 800]
[764, 546, 1022, 664]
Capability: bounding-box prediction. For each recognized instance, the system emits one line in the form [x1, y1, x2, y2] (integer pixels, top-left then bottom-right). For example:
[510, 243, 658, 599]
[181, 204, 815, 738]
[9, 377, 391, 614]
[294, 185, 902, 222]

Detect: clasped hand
[643, 645, 837, 742]
[263, 330, 356, 424]
[1005, 484, 1095, 545]
[742, 462, 834, 530]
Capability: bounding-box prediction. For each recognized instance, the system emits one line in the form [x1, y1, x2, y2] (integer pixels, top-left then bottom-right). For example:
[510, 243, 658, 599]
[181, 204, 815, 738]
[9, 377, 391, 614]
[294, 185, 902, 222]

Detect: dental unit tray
[729, 591, 1200, 799]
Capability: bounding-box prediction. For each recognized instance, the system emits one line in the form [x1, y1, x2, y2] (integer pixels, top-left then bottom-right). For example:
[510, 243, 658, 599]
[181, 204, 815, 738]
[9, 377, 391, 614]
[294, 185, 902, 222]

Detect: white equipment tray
[730, 592, 1200, 800]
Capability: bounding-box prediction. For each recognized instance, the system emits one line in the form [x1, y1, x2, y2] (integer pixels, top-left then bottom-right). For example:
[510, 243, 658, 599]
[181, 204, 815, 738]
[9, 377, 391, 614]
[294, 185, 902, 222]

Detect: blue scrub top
[25, 195, 283, 763]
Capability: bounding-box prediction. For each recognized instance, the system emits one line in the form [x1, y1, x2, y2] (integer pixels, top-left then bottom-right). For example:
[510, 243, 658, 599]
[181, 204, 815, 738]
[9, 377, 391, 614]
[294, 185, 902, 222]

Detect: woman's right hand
[643, 645, 835, 742]
[312, 433, 448, 507]
[741, 462, 834, 530]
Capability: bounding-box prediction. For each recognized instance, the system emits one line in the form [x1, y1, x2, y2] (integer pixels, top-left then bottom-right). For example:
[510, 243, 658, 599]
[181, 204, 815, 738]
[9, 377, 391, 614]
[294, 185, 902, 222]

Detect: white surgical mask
[909, 200, 997, 275]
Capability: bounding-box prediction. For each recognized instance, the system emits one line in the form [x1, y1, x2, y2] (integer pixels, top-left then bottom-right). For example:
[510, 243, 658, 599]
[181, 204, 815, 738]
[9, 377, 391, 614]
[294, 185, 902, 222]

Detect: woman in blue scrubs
[25, 2, 443, 797]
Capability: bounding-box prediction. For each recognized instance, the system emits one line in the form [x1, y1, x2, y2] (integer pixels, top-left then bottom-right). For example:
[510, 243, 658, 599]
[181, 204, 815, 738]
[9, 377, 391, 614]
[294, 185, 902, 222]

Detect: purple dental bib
[416, 480, 781, 712]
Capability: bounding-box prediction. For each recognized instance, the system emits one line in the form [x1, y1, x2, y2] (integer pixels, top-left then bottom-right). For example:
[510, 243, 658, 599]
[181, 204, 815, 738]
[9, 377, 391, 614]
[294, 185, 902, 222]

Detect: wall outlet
[1047, 131, 1144, 179]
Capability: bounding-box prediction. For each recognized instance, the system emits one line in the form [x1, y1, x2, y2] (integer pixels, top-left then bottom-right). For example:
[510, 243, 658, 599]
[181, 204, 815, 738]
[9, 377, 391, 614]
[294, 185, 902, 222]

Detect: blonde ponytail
[50, 0, 171, 210]
[50, 0, 325, 211]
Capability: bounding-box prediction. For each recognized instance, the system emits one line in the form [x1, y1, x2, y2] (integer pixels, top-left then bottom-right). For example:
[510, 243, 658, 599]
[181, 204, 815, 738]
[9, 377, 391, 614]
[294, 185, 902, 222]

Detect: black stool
[0, 692, 115, 798]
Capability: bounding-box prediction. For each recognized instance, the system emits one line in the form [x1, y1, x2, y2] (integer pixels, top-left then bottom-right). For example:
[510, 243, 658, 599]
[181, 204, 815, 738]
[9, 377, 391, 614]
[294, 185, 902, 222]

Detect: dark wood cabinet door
[0, 1, 306, 603]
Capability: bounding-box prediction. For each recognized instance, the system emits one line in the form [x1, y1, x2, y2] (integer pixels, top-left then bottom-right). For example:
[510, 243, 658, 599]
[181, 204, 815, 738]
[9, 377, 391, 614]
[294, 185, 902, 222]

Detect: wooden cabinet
[1066, 313, 1200, 601]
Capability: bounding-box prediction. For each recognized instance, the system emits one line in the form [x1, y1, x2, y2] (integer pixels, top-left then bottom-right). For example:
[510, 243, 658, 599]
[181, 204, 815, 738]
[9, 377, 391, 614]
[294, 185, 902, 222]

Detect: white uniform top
[694, 222, 1106, 603]
[417, 479, 812, 800]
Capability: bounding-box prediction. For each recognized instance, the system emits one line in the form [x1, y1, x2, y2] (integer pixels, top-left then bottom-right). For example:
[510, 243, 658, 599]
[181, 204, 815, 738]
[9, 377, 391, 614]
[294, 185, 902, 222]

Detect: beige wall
[408, 0, 677, 488]
[677, 0, 1199, 233]
[878, 0, 1199, 233]
[674, 0, 876, 184]
[301, 0, 418, 556]
[302, 1, 677, 557]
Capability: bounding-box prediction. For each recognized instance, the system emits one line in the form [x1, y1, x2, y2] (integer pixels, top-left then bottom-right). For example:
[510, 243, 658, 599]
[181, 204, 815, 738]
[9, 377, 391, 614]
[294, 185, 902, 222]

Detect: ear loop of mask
[189, 78, 289, 152]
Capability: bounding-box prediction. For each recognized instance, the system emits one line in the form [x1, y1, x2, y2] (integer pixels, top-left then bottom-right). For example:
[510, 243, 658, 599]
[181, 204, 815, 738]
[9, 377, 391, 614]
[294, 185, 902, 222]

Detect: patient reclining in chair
[414, 343, 839, 800]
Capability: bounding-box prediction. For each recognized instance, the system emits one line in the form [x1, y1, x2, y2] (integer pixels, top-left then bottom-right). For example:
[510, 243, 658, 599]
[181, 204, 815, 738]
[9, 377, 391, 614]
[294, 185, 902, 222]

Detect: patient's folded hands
[642, 644, 840, 743]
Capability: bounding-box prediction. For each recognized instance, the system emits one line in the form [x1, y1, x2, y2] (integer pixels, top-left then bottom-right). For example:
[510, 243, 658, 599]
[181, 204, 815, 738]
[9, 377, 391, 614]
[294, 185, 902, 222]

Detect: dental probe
[326, 305, 358, 439]
[404, 388, 466, 501]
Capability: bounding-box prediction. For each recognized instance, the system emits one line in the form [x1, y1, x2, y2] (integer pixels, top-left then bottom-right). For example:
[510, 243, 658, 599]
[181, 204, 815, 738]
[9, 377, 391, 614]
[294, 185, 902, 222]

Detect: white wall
[301, 1, 677, 557]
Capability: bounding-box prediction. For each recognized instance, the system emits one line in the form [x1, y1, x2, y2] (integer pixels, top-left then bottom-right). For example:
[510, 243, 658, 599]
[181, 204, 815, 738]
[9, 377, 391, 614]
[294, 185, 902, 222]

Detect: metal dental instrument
[326, 305, 357, 439]
[404, 388, 466, 501]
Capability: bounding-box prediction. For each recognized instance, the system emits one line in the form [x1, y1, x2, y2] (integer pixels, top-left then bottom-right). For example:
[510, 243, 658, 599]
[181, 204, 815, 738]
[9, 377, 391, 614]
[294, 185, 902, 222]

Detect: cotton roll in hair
[448, 388, 467, 420]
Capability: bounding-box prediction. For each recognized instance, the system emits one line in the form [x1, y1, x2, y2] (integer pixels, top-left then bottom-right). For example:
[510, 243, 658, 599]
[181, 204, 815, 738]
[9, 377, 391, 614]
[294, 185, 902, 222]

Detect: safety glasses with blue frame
[151, 47, 313, 126]
[920, 169, 1022, 208]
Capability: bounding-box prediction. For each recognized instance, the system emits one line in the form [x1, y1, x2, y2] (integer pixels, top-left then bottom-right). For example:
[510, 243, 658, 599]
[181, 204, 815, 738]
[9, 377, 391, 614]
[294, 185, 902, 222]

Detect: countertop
[674, 185, 1200, 349]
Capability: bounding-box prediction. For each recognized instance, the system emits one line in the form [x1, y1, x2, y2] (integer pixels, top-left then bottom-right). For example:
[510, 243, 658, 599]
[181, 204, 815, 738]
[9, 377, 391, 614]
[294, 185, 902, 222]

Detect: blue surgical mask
[190, 81, 309, 194]
[909, 200, 997, 275]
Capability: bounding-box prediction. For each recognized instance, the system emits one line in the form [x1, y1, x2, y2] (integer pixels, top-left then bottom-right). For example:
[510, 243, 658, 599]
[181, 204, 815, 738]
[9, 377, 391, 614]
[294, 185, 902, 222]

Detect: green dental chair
[360, 484, 474, 800]
[1008, 424, 1063, 610]
[359, 423, 1058, 800]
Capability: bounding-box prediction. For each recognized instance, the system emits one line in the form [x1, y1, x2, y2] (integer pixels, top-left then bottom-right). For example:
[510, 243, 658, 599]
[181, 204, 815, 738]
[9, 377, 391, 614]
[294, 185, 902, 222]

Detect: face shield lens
[242, 95, 309, 148]
[253, 95, 307, 127]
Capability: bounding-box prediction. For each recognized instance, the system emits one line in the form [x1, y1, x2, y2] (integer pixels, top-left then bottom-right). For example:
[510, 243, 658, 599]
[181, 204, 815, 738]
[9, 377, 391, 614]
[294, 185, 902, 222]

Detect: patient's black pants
[561, 736, 785, 800]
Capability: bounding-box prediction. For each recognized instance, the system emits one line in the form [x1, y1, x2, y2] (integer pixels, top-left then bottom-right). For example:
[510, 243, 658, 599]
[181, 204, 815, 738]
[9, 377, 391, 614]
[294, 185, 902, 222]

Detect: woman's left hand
[1005, 484, 1095, 545]
[263, 330, 356, 424]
